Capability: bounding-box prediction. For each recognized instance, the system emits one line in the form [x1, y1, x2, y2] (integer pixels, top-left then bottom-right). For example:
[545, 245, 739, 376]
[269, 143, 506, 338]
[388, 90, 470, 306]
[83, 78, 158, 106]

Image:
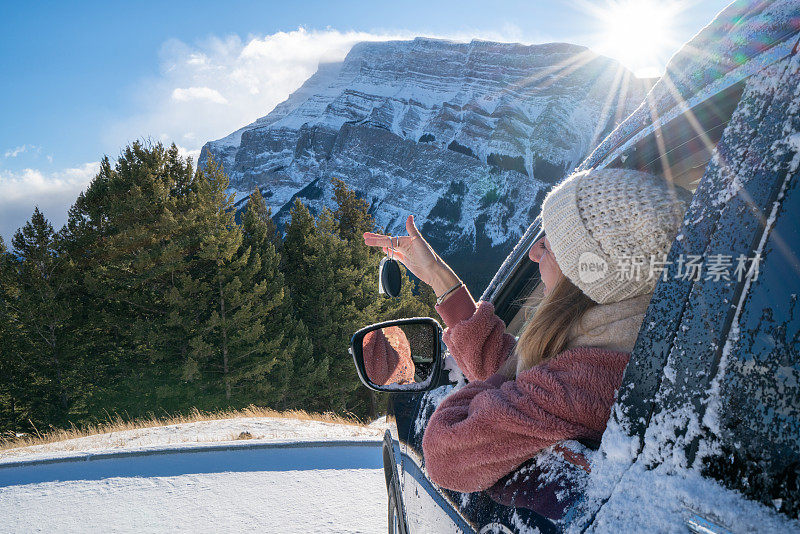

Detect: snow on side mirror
[349, 317, 444, 392]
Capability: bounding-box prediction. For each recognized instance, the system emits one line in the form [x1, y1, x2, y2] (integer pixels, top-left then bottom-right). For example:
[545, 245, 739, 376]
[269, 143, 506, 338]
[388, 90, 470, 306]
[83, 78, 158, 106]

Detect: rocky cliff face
[200, 37, 651, 292]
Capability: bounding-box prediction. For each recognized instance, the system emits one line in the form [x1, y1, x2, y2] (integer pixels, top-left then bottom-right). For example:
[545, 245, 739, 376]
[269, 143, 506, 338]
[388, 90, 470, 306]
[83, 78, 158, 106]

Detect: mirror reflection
[362, 323, 436, 388]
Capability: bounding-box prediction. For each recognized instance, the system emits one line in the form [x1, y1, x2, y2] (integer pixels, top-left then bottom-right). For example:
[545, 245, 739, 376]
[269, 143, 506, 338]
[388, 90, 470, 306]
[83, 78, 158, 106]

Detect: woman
[363, 168, 691, 493]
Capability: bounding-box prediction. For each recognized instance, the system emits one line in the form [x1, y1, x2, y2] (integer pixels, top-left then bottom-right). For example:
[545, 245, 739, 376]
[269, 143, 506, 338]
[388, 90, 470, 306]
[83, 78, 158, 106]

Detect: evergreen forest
[0, 141, 437, 436]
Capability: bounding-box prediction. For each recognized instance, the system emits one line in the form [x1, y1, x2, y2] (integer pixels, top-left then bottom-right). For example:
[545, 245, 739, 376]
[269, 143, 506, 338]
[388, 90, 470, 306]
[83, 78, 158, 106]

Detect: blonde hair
[515, 275, 596, 376]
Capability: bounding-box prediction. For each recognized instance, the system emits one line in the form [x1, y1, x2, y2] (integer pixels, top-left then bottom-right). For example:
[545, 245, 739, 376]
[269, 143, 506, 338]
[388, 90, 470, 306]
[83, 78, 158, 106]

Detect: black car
[350, 2, 800, 532]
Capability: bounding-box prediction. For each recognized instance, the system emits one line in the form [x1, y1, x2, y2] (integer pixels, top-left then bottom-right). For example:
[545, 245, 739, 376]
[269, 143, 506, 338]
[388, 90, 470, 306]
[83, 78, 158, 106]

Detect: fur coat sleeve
[421, 347, 630, 493]
[434, 285, 516, 381]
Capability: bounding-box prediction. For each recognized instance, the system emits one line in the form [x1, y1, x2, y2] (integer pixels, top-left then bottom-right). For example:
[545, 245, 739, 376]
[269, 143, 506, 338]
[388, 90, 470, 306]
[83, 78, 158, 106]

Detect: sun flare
[591, 0, 684, 78]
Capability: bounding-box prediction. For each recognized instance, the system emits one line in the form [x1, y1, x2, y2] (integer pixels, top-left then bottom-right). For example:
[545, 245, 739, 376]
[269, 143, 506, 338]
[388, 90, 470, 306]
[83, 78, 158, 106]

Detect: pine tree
[281, 180, 440, 417]
[329, 178, 388, 417]
[245, 188, 281, 251]
[186, 161, 293, 406]
[299, 208, 374, 413]
[280, 318, 322, 410]
[239, 189, 307, 408]
[10, 208, 73, 426]
[331, 177, 373, 242]
[63, 141, 201, 414]
[59, 142, 305, 417]
[282, 198, 316, 296]
[283, 180, 382, 414]
[280, 199, 333, 411]
[0, 236, 28, 432]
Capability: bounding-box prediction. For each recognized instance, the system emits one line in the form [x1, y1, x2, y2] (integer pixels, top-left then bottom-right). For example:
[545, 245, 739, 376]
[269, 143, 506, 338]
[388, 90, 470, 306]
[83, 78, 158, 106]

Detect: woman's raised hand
[363, 215, 461, 296]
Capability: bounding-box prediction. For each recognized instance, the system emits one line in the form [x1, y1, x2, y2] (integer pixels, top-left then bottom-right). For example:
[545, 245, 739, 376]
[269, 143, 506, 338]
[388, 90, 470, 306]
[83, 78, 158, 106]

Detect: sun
[591, 0, 683, 78]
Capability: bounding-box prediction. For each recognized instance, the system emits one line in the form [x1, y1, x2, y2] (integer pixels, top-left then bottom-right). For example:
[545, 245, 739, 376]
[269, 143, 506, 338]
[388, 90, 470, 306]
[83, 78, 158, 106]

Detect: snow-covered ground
[0, 417, 391, 533]
[0, 416, 388, 464]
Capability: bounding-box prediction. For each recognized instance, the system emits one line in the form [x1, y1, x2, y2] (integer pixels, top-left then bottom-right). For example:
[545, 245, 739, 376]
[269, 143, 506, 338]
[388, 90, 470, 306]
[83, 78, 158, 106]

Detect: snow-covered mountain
[200, 37, 651, 291]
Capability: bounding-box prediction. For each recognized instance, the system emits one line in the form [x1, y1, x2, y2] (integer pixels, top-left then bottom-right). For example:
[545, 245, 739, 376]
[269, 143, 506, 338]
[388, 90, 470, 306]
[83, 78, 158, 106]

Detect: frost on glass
[702, 168, 800, 519]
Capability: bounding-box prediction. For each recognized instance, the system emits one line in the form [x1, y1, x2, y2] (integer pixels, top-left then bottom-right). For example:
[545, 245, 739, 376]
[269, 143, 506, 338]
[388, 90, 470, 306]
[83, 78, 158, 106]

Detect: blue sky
[0, 0, 731, 241]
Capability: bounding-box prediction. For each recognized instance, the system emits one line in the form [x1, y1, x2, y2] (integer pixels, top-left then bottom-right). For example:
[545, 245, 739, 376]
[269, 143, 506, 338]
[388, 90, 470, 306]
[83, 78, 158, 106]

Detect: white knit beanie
[540, 168, 692, 304]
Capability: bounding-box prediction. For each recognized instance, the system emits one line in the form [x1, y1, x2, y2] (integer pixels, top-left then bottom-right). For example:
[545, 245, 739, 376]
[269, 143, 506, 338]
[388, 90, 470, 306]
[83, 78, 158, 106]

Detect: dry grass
[0, 406, 368, 452]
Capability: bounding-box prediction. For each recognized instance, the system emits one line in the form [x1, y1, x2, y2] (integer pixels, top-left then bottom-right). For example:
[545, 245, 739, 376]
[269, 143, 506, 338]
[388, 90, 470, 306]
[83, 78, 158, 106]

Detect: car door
[401, 381, 562, 534]
[574, 37, 800, 533]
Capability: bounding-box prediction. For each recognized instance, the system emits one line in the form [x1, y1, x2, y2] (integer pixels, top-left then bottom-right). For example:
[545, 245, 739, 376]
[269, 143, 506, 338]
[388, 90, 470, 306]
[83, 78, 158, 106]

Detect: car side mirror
[350, 317, 444, 392]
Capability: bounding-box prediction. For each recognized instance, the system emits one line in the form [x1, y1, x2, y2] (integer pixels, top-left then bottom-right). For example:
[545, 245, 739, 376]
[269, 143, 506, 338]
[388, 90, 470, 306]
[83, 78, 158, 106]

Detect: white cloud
[0, 162, 99, 243]
[4, 144, 38, 158]
[105, 28, 411, 156]
[171, 86, 229, 104]
[176, 145, 201, 161]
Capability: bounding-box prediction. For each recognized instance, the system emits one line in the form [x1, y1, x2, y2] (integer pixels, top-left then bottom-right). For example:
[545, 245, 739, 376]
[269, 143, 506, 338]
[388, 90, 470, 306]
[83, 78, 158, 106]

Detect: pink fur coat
[421, 285, 637, 493]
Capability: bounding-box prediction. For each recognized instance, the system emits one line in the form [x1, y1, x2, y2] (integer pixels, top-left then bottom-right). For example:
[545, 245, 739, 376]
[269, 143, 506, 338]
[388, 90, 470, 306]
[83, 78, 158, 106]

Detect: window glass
[613, 82, 744, 192]
[702, 170, 800, 518]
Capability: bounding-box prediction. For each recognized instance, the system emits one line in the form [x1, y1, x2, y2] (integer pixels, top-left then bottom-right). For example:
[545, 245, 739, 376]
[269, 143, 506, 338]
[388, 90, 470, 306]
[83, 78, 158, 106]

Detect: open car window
[500, 73, 735, 337]
[502, 124, 712, 338]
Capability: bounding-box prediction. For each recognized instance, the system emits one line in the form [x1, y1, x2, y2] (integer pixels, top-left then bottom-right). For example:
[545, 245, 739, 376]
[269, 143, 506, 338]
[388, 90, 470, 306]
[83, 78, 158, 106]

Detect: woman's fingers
[363, 216, 455, 291]
[405, 215, 437, 259]
[382, 247, 408, 263]
[364, 216, 422, 246]
[363, 232, 394, 247]
[406, 215, 422, 238]
[364, 232, 414, 250]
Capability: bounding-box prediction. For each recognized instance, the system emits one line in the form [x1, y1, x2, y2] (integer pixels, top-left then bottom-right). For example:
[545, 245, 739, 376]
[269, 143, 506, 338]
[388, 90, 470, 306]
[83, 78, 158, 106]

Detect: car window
[499, 82, 735, 338]
[701, 167, 800, 519]
[609, 81, 745, 191]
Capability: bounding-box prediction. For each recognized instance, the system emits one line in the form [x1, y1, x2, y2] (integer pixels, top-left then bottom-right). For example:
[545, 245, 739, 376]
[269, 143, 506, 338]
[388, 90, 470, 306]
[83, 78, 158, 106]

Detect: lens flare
[589, 0, 684, 78]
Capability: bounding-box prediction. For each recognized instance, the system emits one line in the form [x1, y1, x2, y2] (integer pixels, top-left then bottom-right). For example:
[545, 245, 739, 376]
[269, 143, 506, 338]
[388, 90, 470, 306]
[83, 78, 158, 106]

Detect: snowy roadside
[0, 416, 390, 465]
[0, 417, 393, 533]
